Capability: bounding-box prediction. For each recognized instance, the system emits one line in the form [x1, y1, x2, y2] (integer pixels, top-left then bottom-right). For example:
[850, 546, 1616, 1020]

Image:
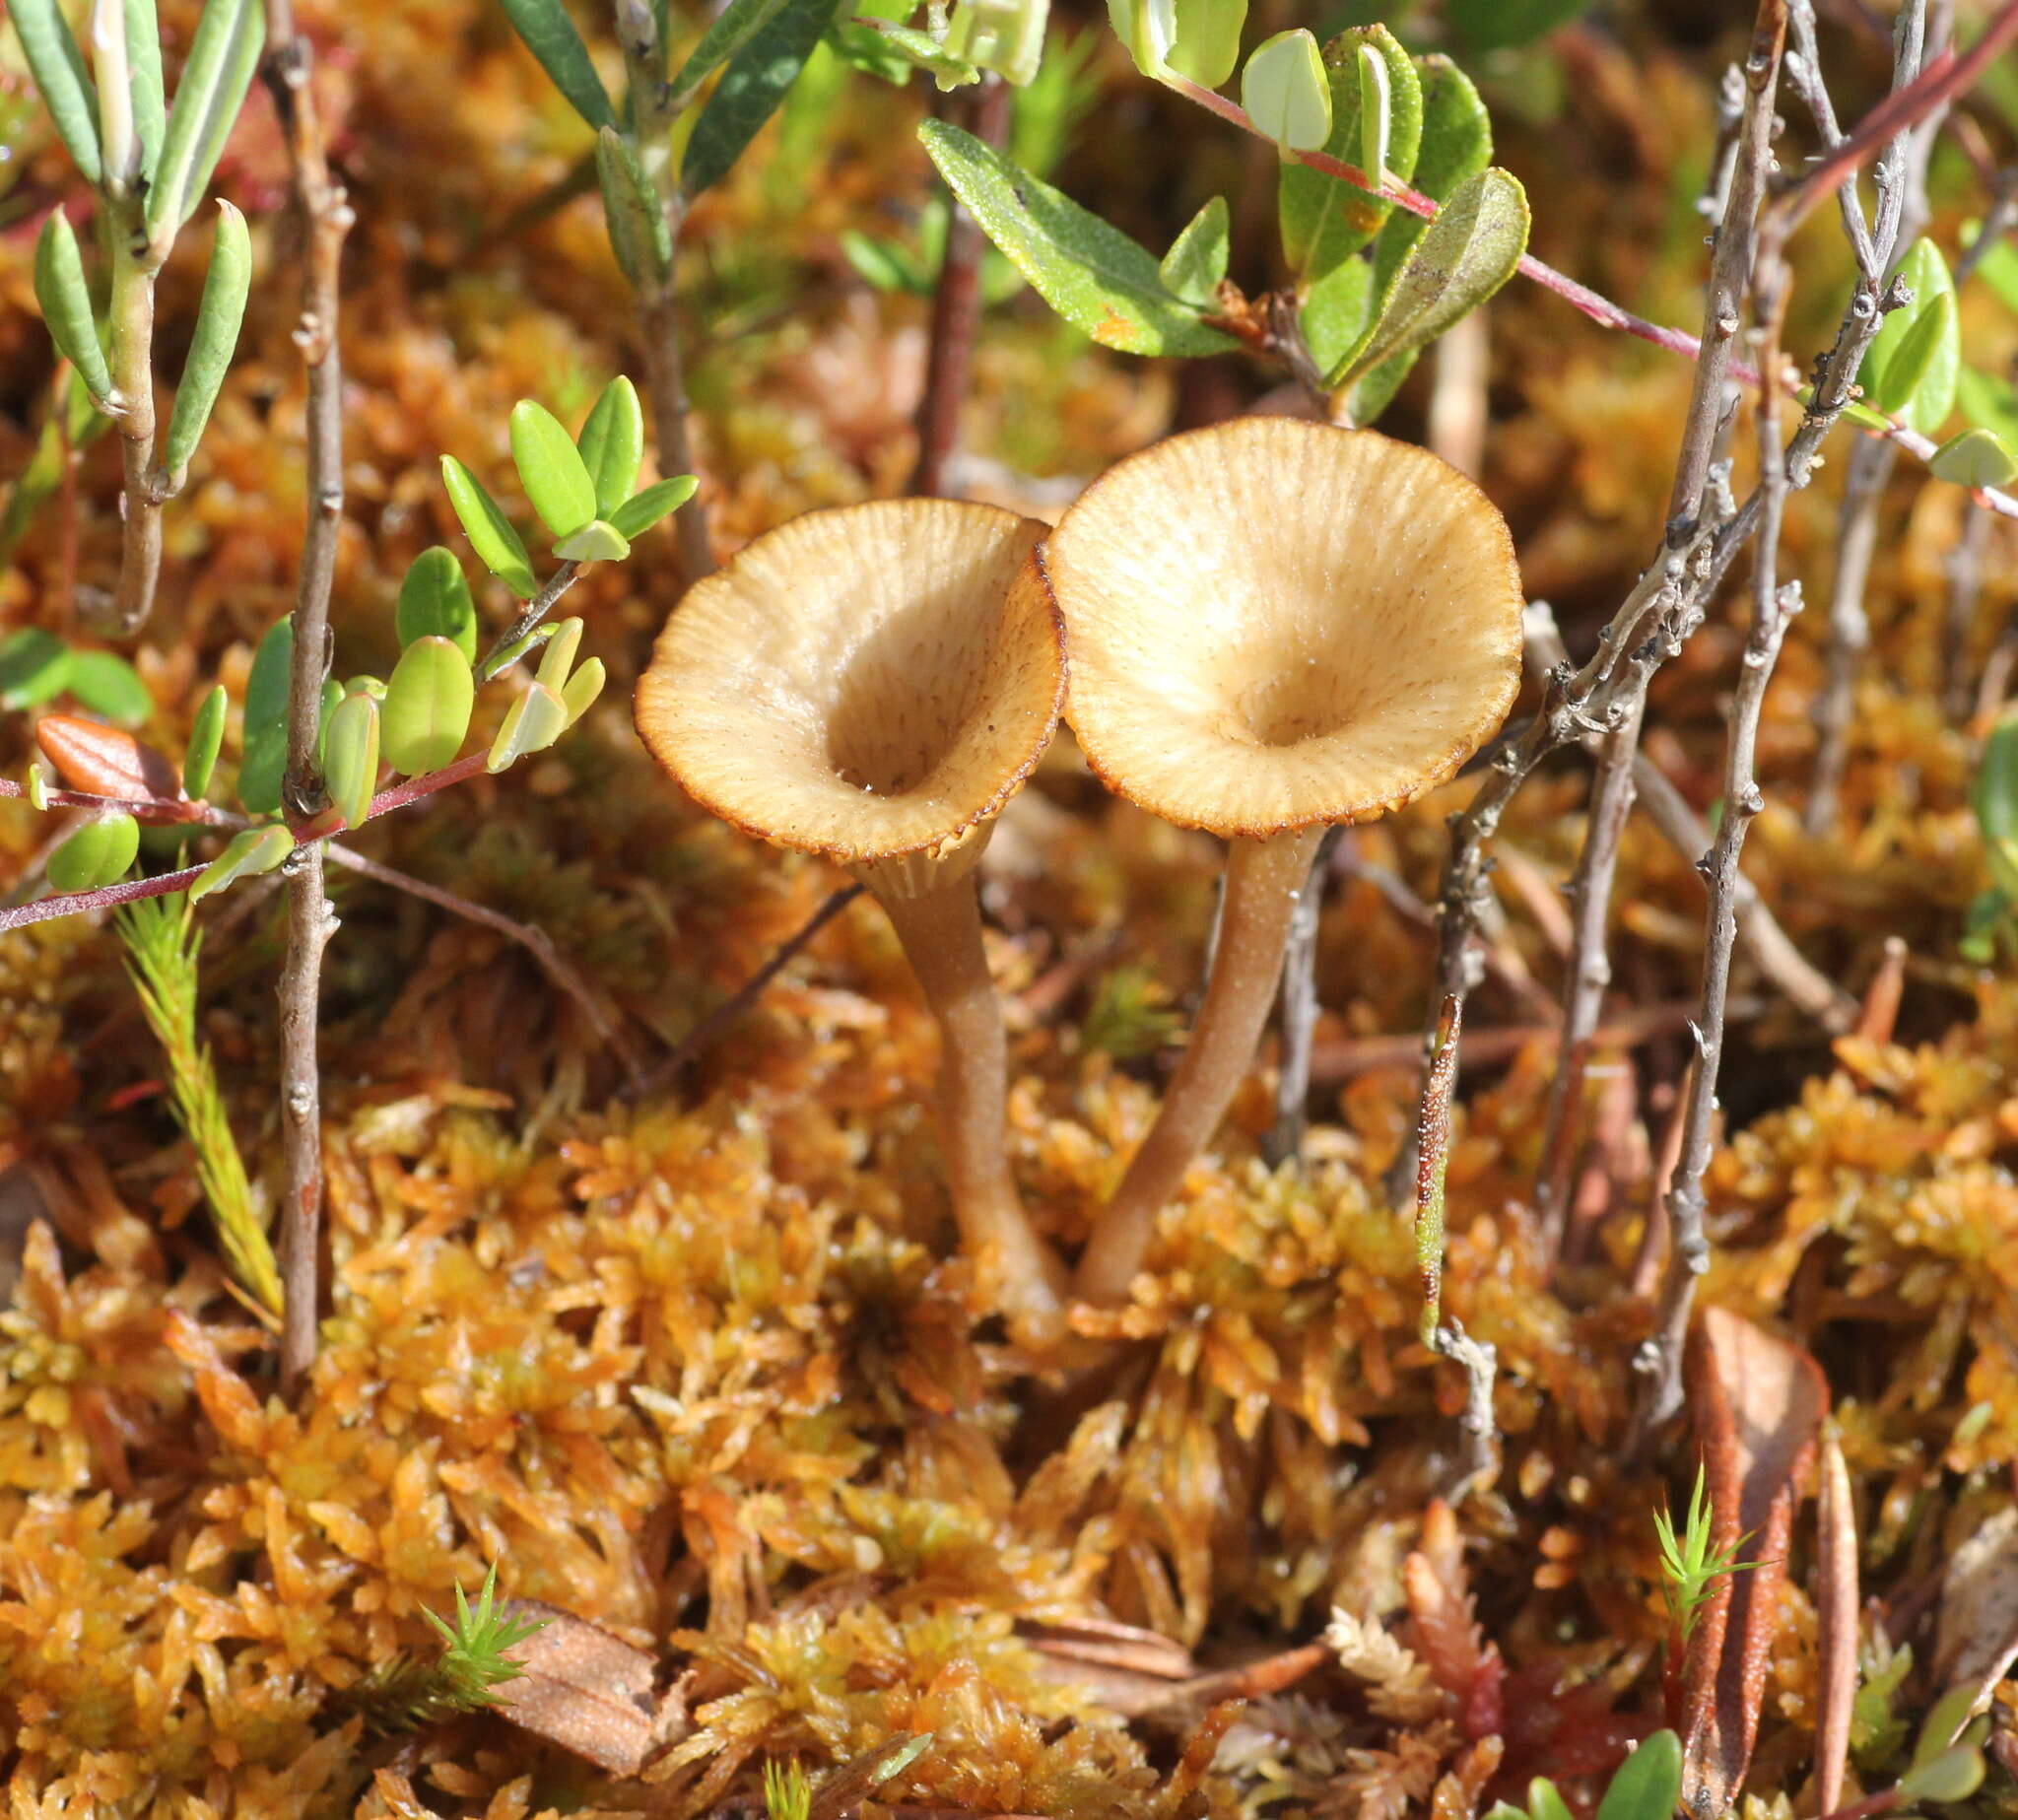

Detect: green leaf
[1446, 0, 1590, 51]
[593, 125, 672, 290]
[1968, 230, 2018, 315]
[236, 727, 285, 814]
[395, 547, 479, 661]
[34, 213, 113, 404]
[1343, 345, 1421, 427]
[147, 0, 264, 241]
[1106, 0, 1245, 87]
[841, 229, 929, 294]
[664, 0, 795, 115]
[561, 655, 606, 725]
[322, 691, 379, 832]
[1900, 1746, 1985, 1806]
[1279, 27, 1421, 282]
[858, 19, 981, 87]
[944, 0, 1045, 89]
[553, 517, 632, 562]
[575, 376, 643, 519]
[244, 613, 295, 743]
[11, 0, 103, 183]
[1526, 1781, 1575, 1820]
[1300, 255, 1378, 378]
[487, 681, 571, 773]
[1246, 31, 1335, 165]
[440, 456, 539, 600]
[0, 629, 74, 710]
[1594, 1731, 1682, 1820]
[1158, 196, 1230, 306]
[383, 637, 476, 776]
[1324, 166, 1529, 390]
[183, 684, 227, 799]
[122, 0, 166, 180]
[66, 649, 152, 725]
[510, 399, 598, 540]
[1370, 52, 1491, 297]
[534, 617, 584, 692]
[48, 814, 140, 893]
[682, 0, 841, 195]
[919, 119, 1236, 357]
[189, 822, 293, 903]
[1958, 364, 2018, 443]
[1929, 426, 2018, 489]
[1859, 240, 1959, 434]
[161, 201, 251, 484]
[609, 475, 698, 540]
[498, 0, 615, 128]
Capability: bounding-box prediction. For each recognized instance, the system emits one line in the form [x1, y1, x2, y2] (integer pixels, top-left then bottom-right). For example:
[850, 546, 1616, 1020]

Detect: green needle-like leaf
[147, 0, 264, 241]
[189, 822, 293, 903]
[123, 0, 166, 179]
[183, 684, 228, 799]
[682, 0, 841, 195]
[609, 474, 698, 540]
[440, 457, 539, 600]
[575, 376, 643, 518]
[1159, 196, 1230, 306]
[383, 637, 476, 776]
[11, 0, 103, 183]
[48, 814, 140, 892]
[499, 0, 615, 127]
[920, 119, 1236, 358]
[395, 548, 479, 661]
[510, 399, 598, 540]
[33, 213, 113, 404]
[162, 201, 251, 484]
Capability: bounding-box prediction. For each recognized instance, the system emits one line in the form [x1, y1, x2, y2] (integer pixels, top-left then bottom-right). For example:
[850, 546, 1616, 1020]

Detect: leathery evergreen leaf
[161, 201, 252, 483]
[609, 475, 698, 539]
[575, 376, 644, 519]
[1325, 166, 1528, 390]
[189, 823, 294, 903]
[48, 814, 140, 893]
[33, 213, 113, 404]
[322, 691, 379, 832]
[1859, 239, 1959, 434]
[1279, 26, 1420, 281]
[919, 119, 1236, 357]
[487, 682, 570, 773]
[383, 638, 476, 777]
[11, 0, 103, 183]
[498, 0, 615, 128]
[682, 0, 841, 195]
[1929, 427, 2018, 490]
[147, 0, 264, 240]
[1371, 52, 1491, 297]
[1159, 196, 1230, 306]
[509, 399, 598, 540]
[1243, 31, 1331, 154]
[440, 457, 539, 600]
[395, 548, 479, 662]
[1594, 1730, 1682, 1820]
[182, 684, 228, 800]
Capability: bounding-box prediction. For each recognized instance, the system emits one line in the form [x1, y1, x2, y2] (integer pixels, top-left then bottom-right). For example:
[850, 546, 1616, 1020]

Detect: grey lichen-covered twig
[263, 0, 354, 1396]
[1636, 0, 1935, 1440]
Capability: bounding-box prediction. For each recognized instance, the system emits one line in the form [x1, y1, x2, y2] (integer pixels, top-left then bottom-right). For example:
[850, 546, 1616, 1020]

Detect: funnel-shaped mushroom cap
[1043, 420, 1523, 839]
[637, 501, 1062, 894]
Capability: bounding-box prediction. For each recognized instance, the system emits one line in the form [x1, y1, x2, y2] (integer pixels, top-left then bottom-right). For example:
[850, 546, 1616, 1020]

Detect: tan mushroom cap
[1042, 419, 1525, 839]
[635, 500, 1062, 892]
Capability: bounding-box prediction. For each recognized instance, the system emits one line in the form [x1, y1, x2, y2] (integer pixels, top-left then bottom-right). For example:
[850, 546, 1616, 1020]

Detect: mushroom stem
[874, 876, 1069, 1341]
[1076, 827, 1325, 1303]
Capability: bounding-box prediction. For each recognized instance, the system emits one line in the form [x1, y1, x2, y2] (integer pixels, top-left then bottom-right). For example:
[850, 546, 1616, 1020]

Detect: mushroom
[1040, 418, 1524, 1303]
[636, 499, 1069, 1340]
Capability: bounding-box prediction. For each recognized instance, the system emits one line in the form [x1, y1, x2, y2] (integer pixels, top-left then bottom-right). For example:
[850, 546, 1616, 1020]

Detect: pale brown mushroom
[1040, 418, 1524, 1303]
[635, 499, 1069, 1340]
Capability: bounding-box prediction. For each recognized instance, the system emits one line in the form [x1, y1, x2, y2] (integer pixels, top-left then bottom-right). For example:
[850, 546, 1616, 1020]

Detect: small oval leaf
[509, 398, 598, 541]
[11, 0, 103, 183]
[552, 517, 632, 564]
[65, 649, 153, 725]
[440, 456, 539, 600]
[237, 726, 286, 815]
[183, 683, 228, 799]
[576, 376, 644, 520]
[48, 813, 140, 892]
[1244, 30, 1332, 154]
[1159, 196, 1231, 307]
[34, 212, 114, 403]
[608, 476, 698, 541]
[189, 821, 294, 903]
[560, 655, 606, 726]
[1928, 426, 2018, 490]
[396, 546, 479, 660]
[34, 711, 180, 804]
[382, 637, 476, 777]
[487, 681, 570, 774]
[0, 629, 74, 710]
[534, 617, 584, 692]
[1900, 1745, 1985, 1806]
[244, 614, 295, 742]
[1594, 1730, 1682, 1820]
[162, 200, 251, 483]
[322, 691, 379, 833]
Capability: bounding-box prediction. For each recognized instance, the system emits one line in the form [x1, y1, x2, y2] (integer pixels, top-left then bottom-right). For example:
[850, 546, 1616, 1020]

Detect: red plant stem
[0, 752, 490, 937]
[0, 776, 243, 825]
[1163, 64, 2018, 522]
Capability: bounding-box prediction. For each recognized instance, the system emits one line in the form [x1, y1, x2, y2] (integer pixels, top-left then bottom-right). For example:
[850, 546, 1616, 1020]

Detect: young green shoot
[764, 1760, 814, 1820]
[1654, 1463, 1757, 1648]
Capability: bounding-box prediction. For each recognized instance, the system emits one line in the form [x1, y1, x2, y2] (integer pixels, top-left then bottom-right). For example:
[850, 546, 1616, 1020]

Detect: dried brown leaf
[492, 1599, 675, 1776]
[1813, 1425, 1858, 1815]
[1932, 1503, 2018, 1711]
[1679, 1308, 1828, 1820]
[34, 712, 181, 810]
